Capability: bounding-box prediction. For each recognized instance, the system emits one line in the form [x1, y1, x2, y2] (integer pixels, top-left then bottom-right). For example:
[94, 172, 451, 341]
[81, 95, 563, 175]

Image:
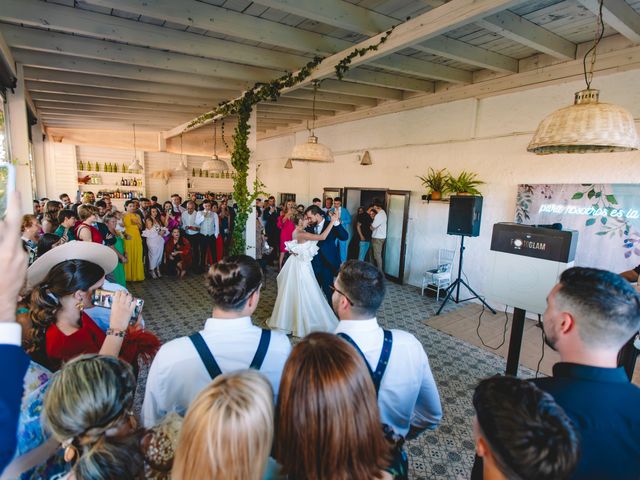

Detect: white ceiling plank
[270, 97, 356, 111]
[0, 0, 308, 71]
[81, 0, 471, 83]
[42, 119, 167, 130]
[343, 68, 434, 92]
[284, 90, 378, 107]
[12, 50, 246, 90]
[0, 30, 16, 80]
[577, 0, 640, 44]
[34, 99, 204, 114]
[313, 79, 404, 99]
[259, 105, 336, 116]
[29, 90, 218, 109]
[372, 55, 472, 83]
[253, 0, 518, 73]
[26, 80, 235, 103]
[1, 24, 281, 83]
[478, 10, 577, 60]
[22, 67, 228, 100]
[39, 109, 195, 121]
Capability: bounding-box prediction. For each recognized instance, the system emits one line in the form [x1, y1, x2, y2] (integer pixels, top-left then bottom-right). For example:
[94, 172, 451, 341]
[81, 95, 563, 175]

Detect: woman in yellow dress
[123, 200, 145, 281]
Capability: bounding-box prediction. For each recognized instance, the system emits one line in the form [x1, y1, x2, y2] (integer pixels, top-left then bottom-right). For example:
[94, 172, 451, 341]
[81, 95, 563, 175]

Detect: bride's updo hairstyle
[205, 255, 263, 311]
[292, 212, 305, 226]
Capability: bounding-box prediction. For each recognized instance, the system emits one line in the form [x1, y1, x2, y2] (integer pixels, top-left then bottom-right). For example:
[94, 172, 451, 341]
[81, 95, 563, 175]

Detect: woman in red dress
[164, 227, 192, 279]
[26, 255, 159, 372]
[75, 204, 104, 244]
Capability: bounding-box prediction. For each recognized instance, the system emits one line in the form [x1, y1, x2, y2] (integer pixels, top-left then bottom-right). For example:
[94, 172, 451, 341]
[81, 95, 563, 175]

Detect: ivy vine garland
[187, 26, 395, 255]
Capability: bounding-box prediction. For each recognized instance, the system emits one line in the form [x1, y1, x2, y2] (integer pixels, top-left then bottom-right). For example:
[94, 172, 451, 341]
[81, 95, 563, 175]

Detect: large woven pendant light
[528, 0, 639, 154]
[202, 120, 229, 172]
[174, 134, 188, 172]
[127, 123, 144, 171]
[288, 81, 334, 166]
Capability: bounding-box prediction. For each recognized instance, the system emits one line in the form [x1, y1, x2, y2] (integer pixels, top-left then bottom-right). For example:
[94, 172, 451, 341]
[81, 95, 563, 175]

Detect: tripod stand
[436, 235, 496, 315]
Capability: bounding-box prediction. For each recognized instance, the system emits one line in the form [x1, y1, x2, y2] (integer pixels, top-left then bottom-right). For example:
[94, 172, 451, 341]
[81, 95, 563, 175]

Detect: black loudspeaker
[447, 195, 483, 237]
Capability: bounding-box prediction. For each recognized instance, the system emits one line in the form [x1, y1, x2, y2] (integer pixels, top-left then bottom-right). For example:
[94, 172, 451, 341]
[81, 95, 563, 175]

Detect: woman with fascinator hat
[24, 241, 159, 372]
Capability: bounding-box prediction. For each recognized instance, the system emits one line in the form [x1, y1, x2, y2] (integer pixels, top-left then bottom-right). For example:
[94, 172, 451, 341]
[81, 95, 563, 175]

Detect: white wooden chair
[421, 248, 456, 301]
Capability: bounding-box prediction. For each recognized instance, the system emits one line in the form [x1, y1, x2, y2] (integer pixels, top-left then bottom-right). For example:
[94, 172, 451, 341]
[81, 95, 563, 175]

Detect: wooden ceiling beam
[577, 0, 640, 44]
[312, 79, 403, 100]
[266, 97, 356, 112]
[343, 68, 434, 92]
[284, 90, 377, 107]
[22, 68, 228, 100]
[13, 50, 248, 91]
[0, 0, 307, 71]
[477, 10, 576, 60]
[1, 24, 280, 83]
[35, 102, 203, 116]
[259, 105, 336, 116]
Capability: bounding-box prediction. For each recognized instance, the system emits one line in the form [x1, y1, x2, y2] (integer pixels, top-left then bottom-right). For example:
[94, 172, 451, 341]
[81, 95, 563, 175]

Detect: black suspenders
[189, 329, 272, 380]
[337, 329, 393, 394]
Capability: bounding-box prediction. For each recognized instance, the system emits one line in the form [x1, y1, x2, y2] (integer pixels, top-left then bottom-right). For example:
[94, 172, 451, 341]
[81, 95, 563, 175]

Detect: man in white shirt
[332, 260, 442, 439]
[142, 255, 291, 427]
[370, 202, 387, 270]
[196, 200, 220, 271]
[181, 201, 201, 272]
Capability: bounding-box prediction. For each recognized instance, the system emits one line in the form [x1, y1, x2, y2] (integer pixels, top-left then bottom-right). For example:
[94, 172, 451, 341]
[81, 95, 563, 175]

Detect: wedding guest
[142, 255, 291, 427]
[0, 192, 30, 472]
[171, 194, 186, 218]
[41, 201, 63, 234]
[274, 332, 394, 480]
[173, 370, 277, 480]
[333, 260, 441, 469]
[142, 218, 166, 279]
[163, 201, 180, 239]
[276, 201, 296, 270]
[371, 201, 387, 270]
[103, 213, 127, 287]
[101, 193, 117, 213]
[74, 205, 103, 244]
[332, 197, 351, 264]
[95, 200, 108, 219]
[123, 200, 145, 282]
[256, 198, 263, 219]
[323, 196, 333, 213]
[473, 376, 579, 480]
[181, 193, 199, 210]
[43, 355, 182, 480]
[21, 214, 41, 266]
[164, 227, 192, 278]
[36, 234, 63, 258]
[296, 204, 304, 213]
[197, 200, 219, 271]
[255, 211, 269, 273]
[219, 203, 233, 258]
[181, 201, 201, 272]
[58, 193, 72, 209]
[262, 197, 280, 264]
[25, 244, 158, 371]
[39, 198, 50, 211]
[139, 198, 152, 218]
[312, 197, 322, 208]
[32, 200, 42, 220]
[150, 196, 160, 208]
[148, 205, 165, 228]
[356, 206, 373, 261]
[54, 210, 77, 242]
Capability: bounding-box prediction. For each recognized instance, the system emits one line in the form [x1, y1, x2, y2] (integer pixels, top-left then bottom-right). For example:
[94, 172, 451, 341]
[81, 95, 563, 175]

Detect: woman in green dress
[104, 212, 127, 287]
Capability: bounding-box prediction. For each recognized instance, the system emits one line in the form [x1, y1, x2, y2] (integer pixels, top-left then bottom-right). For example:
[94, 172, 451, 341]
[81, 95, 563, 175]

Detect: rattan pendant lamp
[287, 81, 334, 168]
[528, 0, 640, 154]
[127, 123, 144, 172]
[202, 120, 229, 172]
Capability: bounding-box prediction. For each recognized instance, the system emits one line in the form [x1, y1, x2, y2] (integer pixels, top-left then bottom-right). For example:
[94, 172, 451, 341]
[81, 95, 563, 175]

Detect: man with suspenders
[142, 256, 291, 427]
[332, 261, 443, 440]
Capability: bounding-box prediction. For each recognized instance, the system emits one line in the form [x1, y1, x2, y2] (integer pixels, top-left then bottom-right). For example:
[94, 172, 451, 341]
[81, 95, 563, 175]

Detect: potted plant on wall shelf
[418, 167, 449, 201]
[446, 171, 484, 196]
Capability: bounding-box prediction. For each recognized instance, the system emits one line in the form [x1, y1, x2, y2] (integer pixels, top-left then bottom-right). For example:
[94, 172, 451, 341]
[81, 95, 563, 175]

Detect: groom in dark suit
[305, 205, 349, 302]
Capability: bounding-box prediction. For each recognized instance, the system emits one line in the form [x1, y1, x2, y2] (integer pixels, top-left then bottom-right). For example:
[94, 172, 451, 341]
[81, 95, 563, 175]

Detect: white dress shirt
[371, 210, 387, 239]
[196, 210, 219, 237]
[335, 318, 442, 436]
[0, 323, 21, 346]
[315, 219, 325, 235]
[142, 316, 291, 427]
[181, 211, 200, 235]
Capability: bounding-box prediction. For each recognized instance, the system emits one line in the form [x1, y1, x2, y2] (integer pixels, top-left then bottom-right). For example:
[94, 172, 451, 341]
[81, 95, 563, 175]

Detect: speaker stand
[436, 236, 496, 316]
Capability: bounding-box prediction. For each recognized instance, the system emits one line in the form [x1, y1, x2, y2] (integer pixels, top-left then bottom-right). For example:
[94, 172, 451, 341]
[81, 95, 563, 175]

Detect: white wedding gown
[268, 239, 338, 337]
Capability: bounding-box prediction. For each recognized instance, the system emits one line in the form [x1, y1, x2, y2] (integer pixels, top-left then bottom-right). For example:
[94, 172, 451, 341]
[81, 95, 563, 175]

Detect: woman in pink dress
[277, 201, 297, 270]
[163, 201, 180, 243]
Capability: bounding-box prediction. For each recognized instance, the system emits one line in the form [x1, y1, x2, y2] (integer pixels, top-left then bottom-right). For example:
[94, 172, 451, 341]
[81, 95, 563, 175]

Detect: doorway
[343, 187, 411, 284]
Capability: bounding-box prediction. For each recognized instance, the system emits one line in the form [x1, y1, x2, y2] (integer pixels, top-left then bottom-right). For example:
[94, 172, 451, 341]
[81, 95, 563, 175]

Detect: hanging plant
[184, 26, 396, 255]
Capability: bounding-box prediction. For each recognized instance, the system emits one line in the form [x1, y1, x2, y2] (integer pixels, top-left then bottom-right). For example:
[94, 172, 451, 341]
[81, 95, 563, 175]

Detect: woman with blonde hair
[172, 370, 276, 480]
[274, 332, 393, 480]
[44, 354, 182, 480]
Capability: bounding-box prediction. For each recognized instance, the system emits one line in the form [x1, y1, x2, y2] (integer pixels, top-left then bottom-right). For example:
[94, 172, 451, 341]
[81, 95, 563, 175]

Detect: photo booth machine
[486, 223, 578, 375]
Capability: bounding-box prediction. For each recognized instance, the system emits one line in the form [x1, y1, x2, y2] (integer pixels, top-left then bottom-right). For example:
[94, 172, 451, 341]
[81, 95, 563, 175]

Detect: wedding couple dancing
[269, 205, 348, 337]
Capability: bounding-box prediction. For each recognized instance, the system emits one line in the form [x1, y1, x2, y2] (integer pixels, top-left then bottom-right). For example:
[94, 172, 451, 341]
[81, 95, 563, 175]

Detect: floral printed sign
[516, 184, 640, 272]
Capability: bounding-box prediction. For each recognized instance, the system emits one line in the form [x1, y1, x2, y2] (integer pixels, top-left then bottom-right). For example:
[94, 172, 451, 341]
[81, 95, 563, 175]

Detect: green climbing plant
[186, 26, 396, 255]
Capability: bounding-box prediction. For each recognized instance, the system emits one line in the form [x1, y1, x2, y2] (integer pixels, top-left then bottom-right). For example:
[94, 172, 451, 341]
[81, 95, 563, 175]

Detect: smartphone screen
[0, 163, 16, 219]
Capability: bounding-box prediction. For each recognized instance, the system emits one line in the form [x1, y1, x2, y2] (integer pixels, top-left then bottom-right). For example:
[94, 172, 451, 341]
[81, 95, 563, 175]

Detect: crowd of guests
[256, 195, 388, 271]
[2, 191, 640, 480]
[24, 192, 238, 285]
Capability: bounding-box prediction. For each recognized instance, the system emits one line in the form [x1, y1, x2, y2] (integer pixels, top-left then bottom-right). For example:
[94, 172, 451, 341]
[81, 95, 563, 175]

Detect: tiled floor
[129, 269, 538, 480]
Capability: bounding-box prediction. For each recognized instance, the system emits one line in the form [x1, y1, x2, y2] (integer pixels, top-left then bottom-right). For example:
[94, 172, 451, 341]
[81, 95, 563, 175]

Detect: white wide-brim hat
[27, 241, 118, 289]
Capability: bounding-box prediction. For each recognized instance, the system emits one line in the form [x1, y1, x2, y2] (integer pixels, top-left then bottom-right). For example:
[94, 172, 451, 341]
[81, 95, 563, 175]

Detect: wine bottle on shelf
[199, 168, 203, 177]
[96, 162, 101, 172]
[87, 162, 92, 172]
[192, 168, 196, 177]
[120, 177, 125, 186]
[113, 163, 118, 173]
[121, 163, 127, 174]
[79, 160, 84, 171]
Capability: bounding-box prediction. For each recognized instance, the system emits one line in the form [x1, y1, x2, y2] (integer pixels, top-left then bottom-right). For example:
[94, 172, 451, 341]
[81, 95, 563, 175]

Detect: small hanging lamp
[528, 0, 639, 154]
[360, 151, 372, 166]
[174, 134, 188, 172]
[284, 158, 293, 169]
[288, 81, 334, 164]
[127, 123, 144, 172]
[202, 120, 229, 172]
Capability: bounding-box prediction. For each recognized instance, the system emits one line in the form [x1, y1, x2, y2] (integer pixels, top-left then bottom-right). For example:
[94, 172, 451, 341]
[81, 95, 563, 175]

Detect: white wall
[254, 69, 640, 293]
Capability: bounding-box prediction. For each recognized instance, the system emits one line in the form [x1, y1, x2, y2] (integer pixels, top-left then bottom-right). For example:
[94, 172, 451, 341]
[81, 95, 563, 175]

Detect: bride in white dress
[269, 210, 340, 337]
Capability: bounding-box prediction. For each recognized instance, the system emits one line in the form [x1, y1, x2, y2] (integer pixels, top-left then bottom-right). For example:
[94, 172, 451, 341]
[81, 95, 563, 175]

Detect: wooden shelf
[78, 169, 143, 175]
[79, 184, 144, 190]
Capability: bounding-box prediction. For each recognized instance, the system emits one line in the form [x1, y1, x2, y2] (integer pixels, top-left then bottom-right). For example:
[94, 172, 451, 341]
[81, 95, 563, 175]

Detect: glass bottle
[87, 162, 92, 172]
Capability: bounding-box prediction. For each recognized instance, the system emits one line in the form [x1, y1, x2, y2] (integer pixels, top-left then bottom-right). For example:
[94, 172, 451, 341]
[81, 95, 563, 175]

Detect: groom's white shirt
[315, 219, 325, 234]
